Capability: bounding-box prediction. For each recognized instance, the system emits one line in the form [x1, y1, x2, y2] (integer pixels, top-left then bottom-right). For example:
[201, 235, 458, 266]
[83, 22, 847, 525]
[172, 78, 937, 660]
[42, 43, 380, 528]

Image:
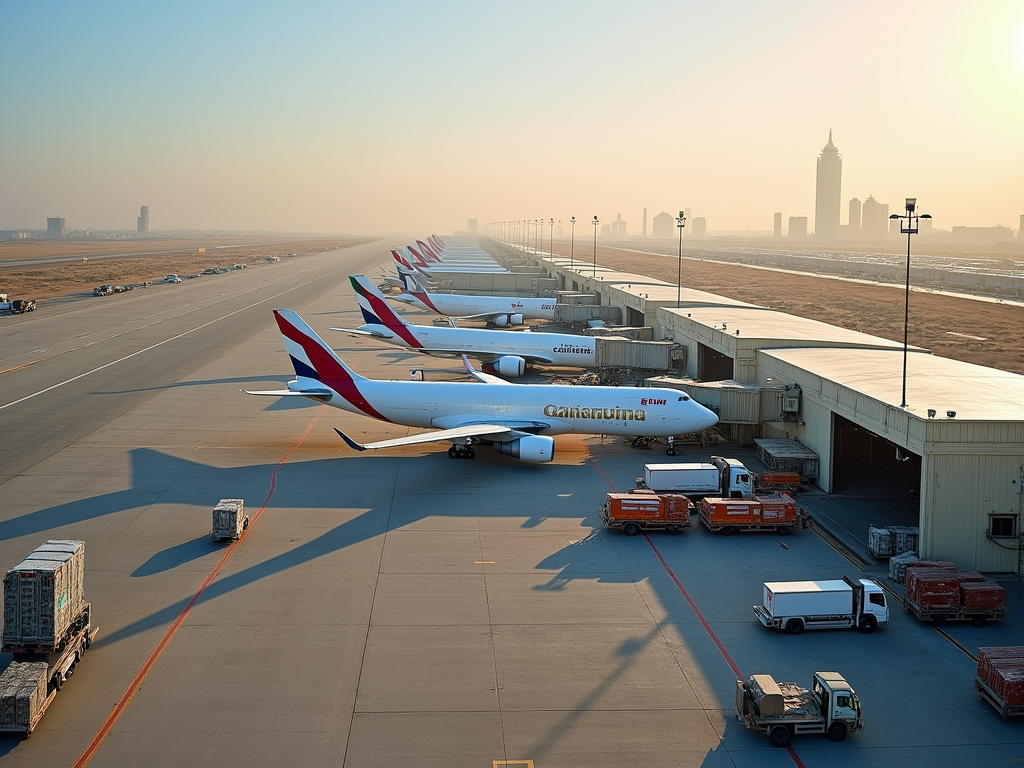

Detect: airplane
[243, 309, 719, 462]
[332, 275, 595, 377]
[388, 271, 556, 327]
[392, 246, 508, 275]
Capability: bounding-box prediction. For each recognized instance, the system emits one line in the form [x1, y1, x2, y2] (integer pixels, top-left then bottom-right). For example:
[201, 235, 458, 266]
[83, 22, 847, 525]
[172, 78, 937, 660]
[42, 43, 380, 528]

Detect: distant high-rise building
[1019, 214, 1023, 239]
[642, 208, 648, 237]
[652, 212, 674, 239]
[691, 217, 707, 237]
[848, 198, 861, 236]
[137, 205, 150, 236]
[47, 216, 66, 239]
[773, 212, 782, 238]
[788, 217, 808, 238]
[467, 218, 477, 234]
[861, 196, 889, 239]
[600, 224, 610, 237]
[815, 130, 842, 239]
[920, 217, 933, 235]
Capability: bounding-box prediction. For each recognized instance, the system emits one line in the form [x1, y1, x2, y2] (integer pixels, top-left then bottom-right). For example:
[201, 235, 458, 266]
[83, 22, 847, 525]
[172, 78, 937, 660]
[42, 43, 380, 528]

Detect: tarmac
[1, 242, 1022, 768]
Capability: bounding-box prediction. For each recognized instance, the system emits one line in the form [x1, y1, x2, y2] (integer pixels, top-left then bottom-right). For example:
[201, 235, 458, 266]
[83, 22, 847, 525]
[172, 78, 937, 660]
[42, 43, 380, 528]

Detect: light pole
[549, 218, 554, 259]
[675, 210, 687, 308]
[889, 198, 931, 409]
[535, 219, 541, 254]
[570, 216, 576, 271]
[592, 215, 599, 276]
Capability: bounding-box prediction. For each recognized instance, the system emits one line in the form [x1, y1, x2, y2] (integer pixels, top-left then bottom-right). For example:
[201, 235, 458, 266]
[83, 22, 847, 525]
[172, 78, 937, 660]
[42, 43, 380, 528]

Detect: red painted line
[72, 407, 327, 768]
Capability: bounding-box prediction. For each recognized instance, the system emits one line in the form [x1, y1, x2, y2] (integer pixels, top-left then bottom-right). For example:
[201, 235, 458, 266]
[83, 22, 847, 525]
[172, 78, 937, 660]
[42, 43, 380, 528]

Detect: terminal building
[535, 252, 1024, 574]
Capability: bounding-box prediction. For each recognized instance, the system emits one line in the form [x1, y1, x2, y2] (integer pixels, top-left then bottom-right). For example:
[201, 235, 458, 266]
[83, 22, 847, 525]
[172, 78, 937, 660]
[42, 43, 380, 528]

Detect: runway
[1, 241, 1022, 767]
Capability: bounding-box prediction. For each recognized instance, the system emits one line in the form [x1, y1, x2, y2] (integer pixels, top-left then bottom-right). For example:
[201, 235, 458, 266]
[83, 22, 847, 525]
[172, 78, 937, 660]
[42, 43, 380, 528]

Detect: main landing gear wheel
[447, 446, 475, 459]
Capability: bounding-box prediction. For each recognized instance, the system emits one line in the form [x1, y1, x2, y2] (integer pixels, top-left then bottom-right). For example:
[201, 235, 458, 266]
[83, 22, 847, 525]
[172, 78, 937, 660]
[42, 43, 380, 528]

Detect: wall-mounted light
[946, 410, 956, 418]
[927, 408, 936, 418]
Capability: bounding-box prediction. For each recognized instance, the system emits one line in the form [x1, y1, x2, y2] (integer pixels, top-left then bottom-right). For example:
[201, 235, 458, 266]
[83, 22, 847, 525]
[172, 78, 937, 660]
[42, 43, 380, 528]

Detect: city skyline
[1, 1, 1021, 235]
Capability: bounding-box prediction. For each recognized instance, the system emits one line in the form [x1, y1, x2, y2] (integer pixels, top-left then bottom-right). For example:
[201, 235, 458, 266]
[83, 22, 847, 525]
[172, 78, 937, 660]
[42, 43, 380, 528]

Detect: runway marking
[585, 444, 807, 767]
[71, 406, 327, 768]
[475, 561, 496, 564]
[494, 761, 534, 767]
[0, 360, 40, 375]
[0, 275, 323, 411]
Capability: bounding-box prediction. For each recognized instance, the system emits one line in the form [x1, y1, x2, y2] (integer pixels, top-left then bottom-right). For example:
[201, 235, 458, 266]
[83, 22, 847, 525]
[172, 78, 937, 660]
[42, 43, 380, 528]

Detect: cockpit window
[679, 396, 689, 401]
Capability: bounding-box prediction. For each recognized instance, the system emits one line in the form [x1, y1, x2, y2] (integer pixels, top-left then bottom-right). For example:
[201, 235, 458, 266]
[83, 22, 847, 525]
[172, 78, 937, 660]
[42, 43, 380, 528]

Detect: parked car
[217, 267, 230, 273]
[113, 285, 130, 293]
[10, 299, 37, 313]
[94, 285, 113, 296]
[163, 274, 182, 283]
[202, 268, 218, 275]
[232, 263, 247, 270]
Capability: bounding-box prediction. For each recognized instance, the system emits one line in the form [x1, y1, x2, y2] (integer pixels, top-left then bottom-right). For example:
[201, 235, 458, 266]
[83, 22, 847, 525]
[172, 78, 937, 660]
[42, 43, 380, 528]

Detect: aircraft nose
[690, 401, 719, 431]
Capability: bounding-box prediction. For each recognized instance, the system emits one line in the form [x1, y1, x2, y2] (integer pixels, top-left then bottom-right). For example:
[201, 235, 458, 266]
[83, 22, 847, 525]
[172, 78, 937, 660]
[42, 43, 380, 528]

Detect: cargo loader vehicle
[735, 671, 863, 747]
[753, 576, 889, 634]
[599, 492, 690, 535]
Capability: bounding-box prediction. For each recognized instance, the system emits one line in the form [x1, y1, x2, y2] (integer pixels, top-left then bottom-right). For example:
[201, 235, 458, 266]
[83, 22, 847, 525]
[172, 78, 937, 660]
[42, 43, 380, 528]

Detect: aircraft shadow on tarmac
[88, 375, 293, 396]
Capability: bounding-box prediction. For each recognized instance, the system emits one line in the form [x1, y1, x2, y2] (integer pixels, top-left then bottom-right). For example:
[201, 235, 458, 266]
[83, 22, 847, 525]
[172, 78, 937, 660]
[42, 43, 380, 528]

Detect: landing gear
[666, 436, 677, 456]
[447, 445, 475, 459]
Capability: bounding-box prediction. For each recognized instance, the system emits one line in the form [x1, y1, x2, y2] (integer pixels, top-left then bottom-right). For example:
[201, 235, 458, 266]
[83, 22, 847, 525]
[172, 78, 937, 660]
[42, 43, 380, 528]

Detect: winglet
[334, 428, 367, 452]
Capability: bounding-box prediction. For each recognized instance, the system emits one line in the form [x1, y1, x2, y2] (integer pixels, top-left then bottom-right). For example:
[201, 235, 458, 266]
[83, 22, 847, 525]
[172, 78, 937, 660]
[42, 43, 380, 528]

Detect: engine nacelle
[493, 435, 554, 463]
[492, 355, 526, 377]
[492, 313, 525, 327]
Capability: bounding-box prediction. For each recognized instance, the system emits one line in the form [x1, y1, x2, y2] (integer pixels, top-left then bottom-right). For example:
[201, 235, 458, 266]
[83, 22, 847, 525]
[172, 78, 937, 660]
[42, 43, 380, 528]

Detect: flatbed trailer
[5, 604, 97, 692]
[599, 492, 690, 536]
[903, 595, 1004, 626]
[975, 676, 1024, 718]
[697, 495, 808, 535]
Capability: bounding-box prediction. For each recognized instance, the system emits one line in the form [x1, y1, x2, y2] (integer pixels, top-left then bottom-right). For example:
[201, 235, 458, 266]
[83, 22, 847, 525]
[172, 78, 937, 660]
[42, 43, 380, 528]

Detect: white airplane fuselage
[392, 292, 557, 320]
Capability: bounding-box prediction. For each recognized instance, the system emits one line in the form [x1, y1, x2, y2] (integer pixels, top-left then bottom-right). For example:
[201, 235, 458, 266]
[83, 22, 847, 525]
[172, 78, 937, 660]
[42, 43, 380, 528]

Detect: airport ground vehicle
[697, 494, 805, 535]
[93, 285, 113, 296]
[903, 566, 1005, 626]
[9, 299, 37, 313]
[643, 457, 753, 498]
[975, 647, 1024, 718]
[1, 541, 97, 737]
[163, 274, 182, 283]
[211, 499, 249, 542]
[202, 268, 218, 275]
[753, 576, 889, 634]
[735, 671, 863, 747]
[599, 492, 690, 535]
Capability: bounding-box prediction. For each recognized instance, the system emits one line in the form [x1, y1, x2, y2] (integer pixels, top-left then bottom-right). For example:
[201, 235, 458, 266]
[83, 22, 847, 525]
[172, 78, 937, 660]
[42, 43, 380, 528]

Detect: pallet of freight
[0, 661, 52, 735]
[962, 582, 1006, 611]
[745, 674, 785, 716]
[889, 551, 919, 584]
[976, 647, 1024, 717]
[3, 540, 86, 651]
[906, 568, 961, 608]
[868, 526, 895, 557]
[867, 525, 920, 558]
[211, 499, 249, 542]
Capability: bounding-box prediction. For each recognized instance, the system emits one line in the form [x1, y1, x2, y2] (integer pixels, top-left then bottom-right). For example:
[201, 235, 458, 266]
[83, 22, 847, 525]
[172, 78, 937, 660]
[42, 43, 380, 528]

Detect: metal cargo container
[3, 541, 86, 649]
[212, 498, 248, 542]
[754, 439, 820, 482]
[594, 338, 672, 369]
[0, 661, 50, 735]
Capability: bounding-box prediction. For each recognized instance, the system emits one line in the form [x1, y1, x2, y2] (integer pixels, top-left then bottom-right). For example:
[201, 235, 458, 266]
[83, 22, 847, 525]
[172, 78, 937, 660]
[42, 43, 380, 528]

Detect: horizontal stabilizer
[241, 387, 333, 397]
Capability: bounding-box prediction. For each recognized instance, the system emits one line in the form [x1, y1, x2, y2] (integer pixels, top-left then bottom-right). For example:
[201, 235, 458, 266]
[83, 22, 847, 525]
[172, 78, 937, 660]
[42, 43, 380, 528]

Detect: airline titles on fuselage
[543, 404, 647, 421]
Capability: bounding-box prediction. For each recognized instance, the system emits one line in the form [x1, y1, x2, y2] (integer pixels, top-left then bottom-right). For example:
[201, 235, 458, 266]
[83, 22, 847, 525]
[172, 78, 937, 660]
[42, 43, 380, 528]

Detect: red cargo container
[976, 646, 1024, 717]
[906, 568, 961, 609]
[904, 567, 1005, 626]
[697, 494, 804, 535]
[599, 493, 690, 536]
[755, 472, 801, 491]
[961, 582, 1005, 611]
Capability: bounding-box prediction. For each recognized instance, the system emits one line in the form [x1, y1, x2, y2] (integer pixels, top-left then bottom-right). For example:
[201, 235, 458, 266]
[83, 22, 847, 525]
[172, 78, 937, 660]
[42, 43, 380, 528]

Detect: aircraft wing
[328, 326, 392, 338]
[335, 424, 514, 452]
[462, 355, 508, 384]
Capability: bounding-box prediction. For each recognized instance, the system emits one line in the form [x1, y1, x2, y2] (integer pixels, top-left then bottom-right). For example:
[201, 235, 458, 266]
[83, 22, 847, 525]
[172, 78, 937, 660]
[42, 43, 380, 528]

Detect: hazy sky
[1, 1, 1022, 235]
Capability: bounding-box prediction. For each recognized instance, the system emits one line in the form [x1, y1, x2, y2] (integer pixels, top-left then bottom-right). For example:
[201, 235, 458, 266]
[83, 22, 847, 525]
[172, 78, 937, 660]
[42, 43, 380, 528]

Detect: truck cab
[812, 672, 862, 737]
[711, 456, 753, 498]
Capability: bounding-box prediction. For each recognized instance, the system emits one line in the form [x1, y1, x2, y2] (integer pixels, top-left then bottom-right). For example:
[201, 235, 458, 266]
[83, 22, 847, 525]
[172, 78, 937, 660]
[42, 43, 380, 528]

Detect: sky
[1, 0, 1022, 235]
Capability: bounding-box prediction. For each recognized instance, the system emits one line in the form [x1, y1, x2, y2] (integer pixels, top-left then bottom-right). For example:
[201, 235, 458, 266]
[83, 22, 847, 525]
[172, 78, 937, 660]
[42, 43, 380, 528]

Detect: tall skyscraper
[1019, 214, 1023, 240]
[815, 131, 842, 239]
[467, 218, 477, 234]
[47, 216, 66, 239]
[848, 198, 861, 237]
[773, 212, 782, 238]
[691, 217, 707, 237]
[788, 217, 808, 238]
[642, 208, 647, 237]
[861, 196, 889, 239]
[137, 205, 150, 236]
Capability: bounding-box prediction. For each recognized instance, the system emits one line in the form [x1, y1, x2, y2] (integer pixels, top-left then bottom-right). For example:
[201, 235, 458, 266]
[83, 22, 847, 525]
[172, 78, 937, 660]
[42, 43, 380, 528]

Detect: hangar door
[831, 413, 921, 497]
[698, 343, 733, 381]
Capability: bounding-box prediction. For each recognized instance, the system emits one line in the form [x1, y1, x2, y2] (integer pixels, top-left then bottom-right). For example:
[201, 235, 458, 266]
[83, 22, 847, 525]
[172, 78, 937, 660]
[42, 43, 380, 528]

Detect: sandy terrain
[548, 242, 1024, 375]
[0, 237, 375, 299]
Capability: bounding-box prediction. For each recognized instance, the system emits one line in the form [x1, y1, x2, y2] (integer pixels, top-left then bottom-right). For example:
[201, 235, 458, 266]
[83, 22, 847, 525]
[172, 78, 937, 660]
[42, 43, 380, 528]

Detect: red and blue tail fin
[348, 276, 422, 348]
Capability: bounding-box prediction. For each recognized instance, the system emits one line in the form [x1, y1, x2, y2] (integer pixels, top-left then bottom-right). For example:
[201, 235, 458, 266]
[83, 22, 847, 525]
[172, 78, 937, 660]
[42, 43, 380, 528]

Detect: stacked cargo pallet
[868, 525, 920, 558]
[3, 540, 86, 652]
[976, 647, 1024, 716]
[0, 662, 50, 734]
[962, 581, 1006, 613]
[906, 567, 961, 609]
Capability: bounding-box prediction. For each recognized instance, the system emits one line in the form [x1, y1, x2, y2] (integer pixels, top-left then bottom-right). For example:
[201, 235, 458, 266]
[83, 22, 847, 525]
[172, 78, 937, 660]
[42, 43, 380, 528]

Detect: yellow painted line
[0, 360, 41, 375]
[475, 561, 496, 565]
[494, 761, 534, 768]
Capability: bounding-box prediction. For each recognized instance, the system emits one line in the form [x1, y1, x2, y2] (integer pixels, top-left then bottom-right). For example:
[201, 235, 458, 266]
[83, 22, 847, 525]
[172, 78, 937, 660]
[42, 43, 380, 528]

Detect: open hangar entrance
[831, 413, 921, 499]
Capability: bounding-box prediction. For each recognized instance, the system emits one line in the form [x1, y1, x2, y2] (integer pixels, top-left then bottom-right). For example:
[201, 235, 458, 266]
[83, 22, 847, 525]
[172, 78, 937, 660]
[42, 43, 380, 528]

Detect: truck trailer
[903, 566, 1005, 626]
[599, 492, 690, 535]
[643, 456, 753, 498]
[697, 493, 805, 535]
[753, 576, 889, 634]
[735, 671, 863, 747]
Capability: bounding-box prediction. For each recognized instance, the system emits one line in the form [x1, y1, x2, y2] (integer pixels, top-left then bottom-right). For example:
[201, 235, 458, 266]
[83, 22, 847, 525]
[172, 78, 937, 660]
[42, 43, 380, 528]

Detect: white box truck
[753, 576, 889, 634]
[643, 456, 754, 498]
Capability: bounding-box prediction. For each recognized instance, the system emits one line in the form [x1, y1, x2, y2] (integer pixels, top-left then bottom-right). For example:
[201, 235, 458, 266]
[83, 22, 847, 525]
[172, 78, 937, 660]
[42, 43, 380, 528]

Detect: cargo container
[3, 541, 85, 651]
[644, 456, 754, 496]
[212, 499, 249, 542]
[755, 471, 802, 492]
[735, 671, 863, 747]
[0, 662, 52, 737]
[599, 492, 690, 536]
[903, 566, 1005, 626]
[697, 493, 804, 535]
[975, 647, 1024, 718]
[753, 576, 889, 634]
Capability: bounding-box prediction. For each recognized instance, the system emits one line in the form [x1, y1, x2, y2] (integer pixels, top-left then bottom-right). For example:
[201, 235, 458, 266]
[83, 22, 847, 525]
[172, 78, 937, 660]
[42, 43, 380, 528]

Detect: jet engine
[491, 355, 526, 377]
[493, 435, 554, 463]
[492, 313, 525, 327]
